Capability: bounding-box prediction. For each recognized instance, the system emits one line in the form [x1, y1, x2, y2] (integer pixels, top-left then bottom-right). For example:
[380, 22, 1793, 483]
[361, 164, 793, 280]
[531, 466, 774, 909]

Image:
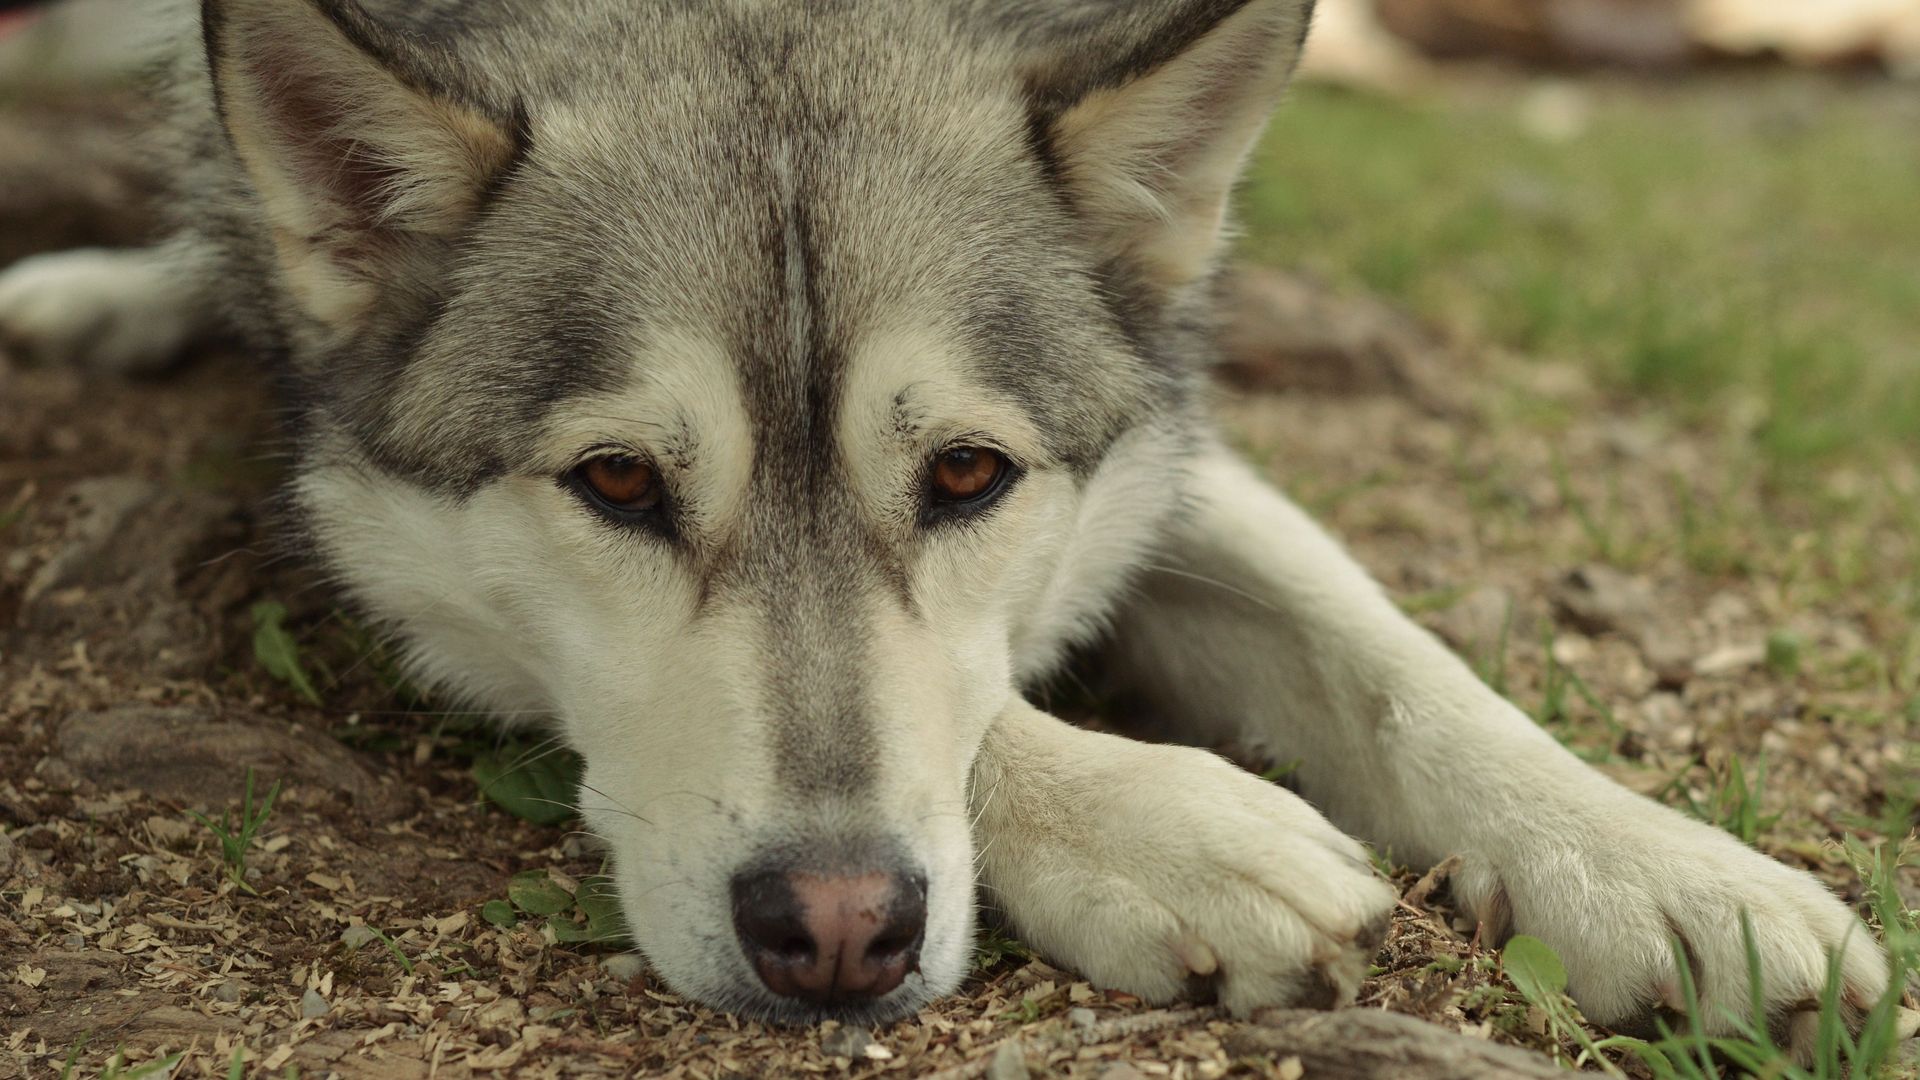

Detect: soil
[1, 292, 1915, 1078]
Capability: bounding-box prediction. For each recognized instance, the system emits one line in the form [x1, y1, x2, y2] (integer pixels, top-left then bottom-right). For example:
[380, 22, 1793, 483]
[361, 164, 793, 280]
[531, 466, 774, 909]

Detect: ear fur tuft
[1006, 0, 1315, 294]
[203, 0, 520, 328]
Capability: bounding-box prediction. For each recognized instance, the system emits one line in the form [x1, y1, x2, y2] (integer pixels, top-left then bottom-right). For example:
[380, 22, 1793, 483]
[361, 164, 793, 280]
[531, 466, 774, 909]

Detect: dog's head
[205, 0, 1311, 1022]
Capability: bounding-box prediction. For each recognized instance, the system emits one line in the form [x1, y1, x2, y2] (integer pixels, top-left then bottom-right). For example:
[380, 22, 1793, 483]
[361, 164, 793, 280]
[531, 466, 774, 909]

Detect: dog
[0, 0, 1890, 1038]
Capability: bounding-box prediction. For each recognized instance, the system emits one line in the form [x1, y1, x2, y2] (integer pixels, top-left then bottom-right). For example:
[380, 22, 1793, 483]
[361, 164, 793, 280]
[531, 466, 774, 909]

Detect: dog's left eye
[931, 447, 1005, 501]
[570, 454, 663, 515]
[924, 446, 1015, 521]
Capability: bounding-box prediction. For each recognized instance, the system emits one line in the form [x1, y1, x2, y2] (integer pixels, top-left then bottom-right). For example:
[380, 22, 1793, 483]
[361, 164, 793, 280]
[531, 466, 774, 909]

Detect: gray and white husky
[0, 0, 1890, 1037]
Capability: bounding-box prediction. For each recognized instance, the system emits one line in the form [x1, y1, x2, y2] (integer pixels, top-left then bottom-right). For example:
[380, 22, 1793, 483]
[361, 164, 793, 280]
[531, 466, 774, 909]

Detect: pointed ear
[203, 0, 521, 329]
[1014, 0, 1314, 296]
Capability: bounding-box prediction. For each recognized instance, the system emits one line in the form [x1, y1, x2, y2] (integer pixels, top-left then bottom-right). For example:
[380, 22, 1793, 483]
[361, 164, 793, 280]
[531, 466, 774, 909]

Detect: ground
[1, 70, 1916, 1080]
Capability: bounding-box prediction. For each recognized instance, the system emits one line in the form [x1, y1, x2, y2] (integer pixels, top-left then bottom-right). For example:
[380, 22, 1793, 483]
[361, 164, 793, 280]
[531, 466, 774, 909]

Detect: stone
[820, 1026, 875, 1060]
[1374, 0, 1693, 68]
[1637, 622, 1696, 687]
[600, 953, 646, 982]
[1214, 267, 1462, 415]
[1068, 1006, 1097, 1030]
[1553, 564, 1655, 637]
[340, 925, 381, 950]
[1429, 586, 1520, 654]
[300, 988, 329, 1019]
[57, 706, 414, 820]
[23, 476, 159, 605]
[1694, 642, 1765, 677]
[19, 478, 249, 677]
[986, 1039, 1030, 1080]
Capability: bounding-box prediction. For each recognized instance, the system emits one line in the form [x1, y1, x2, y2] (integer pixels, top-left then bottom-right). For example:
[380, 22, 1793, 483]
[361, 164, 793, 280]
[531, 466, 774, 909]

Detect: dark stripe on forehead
[735, 130, 839, 483]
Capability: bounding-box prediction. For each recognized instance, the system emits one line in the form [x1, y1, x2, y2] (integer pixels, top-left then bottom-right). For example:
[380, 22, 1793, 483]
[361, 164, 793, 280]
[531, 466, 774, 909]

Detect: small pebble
[987, 1039, 1029, 1080]
[340, 925, 381, 950]
[300, 988, 329, 1019]
[214, 980, 246, 1003]
[601, 953, 646, 982]
[62, 933, 85, 951]
[1068, 1007, 1096, 1030]
[820, 1026, 873, 1059]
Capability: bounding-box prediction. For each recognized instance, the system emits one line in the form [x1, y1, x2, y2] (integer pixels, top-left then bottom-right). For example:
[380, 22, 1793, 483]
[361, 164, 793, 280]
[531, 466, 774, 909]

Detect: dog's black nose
[730, 867, 926, 1003]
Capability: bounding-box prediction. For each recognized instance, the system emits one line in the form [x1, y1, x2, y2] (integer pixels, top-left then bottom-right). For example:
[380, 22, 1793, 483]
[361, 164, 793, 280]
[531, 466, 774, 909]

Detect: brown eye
[575, 454, 661, 513]
[930, 446, 1008, 503]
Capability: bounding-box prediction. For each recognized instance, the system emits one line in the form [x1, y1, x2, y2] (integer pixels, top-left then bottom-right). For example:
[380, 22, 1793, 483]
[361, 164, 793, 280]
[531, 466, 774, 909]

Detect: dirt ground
[2, 269, 1913, 1079]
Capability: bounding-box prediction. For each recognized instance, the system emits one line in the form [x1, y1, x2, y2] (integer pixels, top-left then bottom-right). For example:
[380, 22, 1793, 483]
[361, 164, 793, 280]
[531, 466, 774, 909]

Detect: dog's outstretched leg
[1102, 440, 1889, 1045]
[0, 236, 214, 372]
[970, 699, 1396, 1015]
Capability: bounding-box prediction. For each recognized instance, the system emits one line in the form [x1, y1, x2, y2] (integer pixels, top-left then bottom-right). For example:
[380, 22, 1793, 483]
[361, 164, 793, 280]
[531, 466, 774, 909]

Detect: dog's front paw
[977, 737, 1396, 1015]
[1453, 793, 1890, 1048]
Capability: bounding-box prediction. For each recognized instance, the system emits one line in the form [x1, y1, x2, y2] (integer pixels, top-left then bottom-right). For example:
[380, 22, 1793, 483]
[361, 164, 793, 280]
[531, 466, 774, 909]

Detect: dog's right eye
[569, 454, 664, 517]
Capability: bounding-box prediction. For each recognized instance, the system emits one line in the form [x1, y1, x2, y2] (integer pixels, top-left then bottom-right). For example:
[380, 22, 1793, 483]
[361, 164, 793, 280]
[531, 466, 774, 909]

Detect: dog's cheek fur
[294, 452, 557, 719]
[1005, 419, 1199, 681]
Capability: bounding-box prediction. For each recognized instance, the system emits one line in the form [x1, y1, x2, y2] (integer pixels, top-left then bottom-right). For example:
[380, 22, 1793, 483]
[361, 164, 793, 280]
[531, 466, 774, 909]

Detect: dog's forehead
[376, 8, 1166, 492]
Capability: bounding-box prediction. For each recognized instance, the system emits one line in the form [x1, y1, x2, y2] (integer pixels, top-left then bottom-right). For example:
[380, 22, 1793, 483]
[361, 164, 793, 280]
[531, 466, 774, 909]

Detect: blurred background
[1270, 0, 1920, 477]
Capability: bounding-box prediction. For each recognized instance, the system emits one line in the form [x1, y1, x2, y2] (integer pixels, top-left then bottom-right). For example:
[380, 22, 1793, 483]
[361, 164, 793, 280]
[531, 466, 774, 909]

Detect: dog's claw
[1177, 935, 1219, 977]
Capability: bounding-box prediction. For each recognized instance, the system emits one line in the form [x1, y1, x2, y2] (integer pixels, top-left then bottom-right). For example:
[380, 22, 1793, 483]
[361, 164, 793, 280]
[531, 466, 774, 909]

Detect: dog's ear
[203, 0, 520, 330]
[1008, 0, 1313, 296]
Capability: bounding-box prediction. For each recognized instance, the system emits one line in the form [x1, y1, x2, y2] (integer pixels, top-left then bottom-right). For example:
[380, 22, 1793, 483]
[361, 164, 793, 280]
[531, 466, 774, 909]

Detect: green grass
[1240, 76, 1920, 474]
[1501, 841, 1918, 1078]
[188, 767, 282, 897]
[974, 924, 1034, 972]
[250, 601, 322, 706]
[56, 1036, 181, 1080]
[1662, 755, 1784, 847]
[482, 867, 630, 946]
[356, 924, 415, 974]
[471, 740, 583, 826]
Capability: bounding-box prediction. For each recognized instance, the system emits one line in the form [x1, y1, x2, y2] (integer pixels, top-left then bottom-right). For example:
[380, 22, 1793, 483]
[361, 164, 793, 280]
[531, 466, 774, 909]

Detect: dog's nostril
[730, 866, 927, 1005]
